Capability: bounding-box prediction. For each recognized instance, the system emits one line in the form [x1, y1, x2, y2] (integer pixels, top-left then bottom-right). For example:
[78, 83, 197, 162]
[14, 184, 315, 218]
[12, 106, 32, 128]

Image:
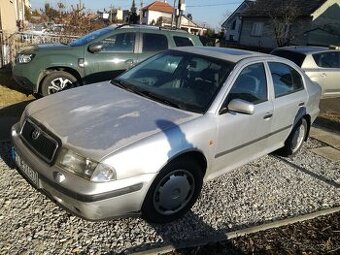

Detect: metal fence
[0, 31, 79, 68]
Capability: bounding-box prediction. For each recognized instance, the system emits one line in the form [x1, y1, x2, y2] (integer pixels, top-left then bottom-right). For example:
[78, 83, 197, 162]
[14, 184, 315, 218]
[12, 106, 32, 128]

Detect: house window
[231, 20, 237, 30]
[251, 22, 264, 37]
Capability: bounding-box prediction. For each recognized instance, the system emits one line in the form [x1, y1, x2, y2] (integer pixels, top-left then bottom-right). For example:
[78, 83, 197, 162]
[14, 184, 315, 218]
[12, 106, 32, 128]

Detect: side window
[173, 36, 194, 47]
[143, 33, 168, 52]
[101, 33, 135, 52]
[269, 62, 304, 98]
[313, 52, 340, 68]
[227, 63, 267, 104]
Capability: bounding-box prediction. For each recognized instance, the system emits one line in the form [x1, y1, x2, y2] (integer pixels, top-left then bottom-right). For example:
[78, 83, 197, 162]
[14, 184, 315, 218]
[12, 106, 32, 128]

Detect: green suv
[13, 24, 202, 96]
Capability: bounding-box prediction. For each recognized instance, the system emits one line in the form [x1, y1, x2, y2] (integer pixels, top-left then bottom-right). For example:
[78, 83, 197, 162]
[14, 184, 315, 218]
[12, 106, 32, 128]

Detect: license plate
[15, 153, 39, 187]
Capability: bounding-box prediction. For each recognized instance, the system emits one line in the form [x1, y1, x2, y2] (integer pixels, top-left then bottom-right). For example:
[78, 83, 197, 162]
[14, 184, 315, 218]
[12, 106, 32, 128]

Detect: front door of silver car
[212, 62, 273, 177]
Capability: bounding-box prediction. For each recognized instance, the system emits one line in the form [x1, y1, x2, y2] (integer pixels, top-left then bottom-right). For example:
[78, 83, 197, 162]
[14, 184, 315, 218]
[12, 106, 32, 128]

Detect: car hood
[19, 44, 70, 54]
[25, 82, 200, 160]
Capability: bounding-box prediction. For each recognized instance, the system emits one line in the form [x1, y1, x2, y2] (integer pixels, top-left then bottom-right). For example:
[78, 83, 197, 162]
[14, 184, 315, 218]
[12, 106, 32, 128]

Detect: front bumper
[11, 122, 155, 220]
[12, 63, 37, 93]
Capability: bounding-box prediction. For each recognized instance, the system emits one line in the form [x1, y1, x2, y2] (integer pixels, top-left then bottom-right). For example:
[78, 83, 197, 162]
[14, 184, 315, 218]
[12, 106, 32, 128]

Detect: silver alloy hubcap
[292, 124, 305, 153]
[153, 169, 195, 215]
[48, 77, 72, 94]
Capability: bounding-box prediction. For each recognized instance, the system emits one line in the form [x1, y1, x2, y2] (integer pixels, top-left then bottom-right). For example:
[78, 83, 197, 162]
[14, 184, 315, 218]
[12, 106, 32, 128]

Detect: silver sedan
[11, 47, 321, 223]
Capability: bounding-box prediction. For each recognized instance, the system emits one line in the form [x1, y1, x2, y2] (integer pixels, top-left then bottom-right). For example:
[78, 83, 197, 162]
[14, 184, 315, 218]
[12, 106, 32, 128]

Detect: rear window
[173, 36, 194, 46]
[313, 52, 340, 68]
[271, 50, 306, 67]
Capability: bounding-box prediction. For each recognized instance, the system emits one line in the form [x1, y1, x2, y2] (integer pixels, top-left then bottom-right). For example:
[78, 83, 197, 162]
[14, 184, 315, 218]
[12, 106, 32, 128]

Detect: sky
[29, 0, 243, 30]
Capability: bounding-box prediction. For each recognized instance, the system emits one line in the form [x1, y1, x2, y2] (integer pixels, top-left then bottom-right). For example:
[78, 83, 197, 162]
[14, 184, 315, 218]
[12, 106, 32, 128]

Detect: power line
[187, 2, 241, 8]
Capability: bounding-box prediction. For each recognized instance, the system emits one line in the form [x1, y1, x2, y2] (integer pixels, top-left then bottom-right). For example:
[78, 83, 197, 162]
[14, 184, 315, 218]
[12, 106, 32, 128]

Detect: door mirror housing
[227, 99, 255, 115]
[88, 43, 103, 53]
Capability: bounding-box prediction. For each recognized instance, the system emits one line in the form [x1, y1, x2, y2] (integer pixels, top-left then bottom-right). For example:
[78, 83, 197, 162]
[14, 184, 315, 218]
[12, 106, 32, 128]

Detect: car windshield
[69, 27, 113, 47]
[113, 50, 235, 113]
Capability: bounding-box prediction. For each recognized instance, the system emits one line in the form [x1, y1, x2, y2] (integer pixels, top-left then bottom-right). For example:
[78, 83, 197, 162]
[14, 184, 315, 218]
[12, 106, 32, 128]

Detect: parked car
[12, 24, 202, 97]
[271, 46, 340, 98]
[11, 47, 321, 223]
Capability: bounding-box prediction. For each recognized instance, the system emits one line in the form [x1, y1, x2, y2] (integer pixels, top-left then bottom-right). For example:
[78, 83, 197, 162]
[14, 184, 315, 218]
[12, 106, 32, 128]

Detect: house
[141, 1, 207, 35]
[221, 0, 254, 42]
[0, 0, 28, 33]
[237, 0, 340, 49]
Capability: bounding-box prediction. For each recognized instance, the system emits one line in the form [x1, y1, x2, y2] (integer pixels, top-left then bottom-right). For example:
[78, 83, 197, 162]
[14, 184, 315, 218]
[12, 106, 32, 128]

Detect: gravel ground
[0, 137, 339, 254]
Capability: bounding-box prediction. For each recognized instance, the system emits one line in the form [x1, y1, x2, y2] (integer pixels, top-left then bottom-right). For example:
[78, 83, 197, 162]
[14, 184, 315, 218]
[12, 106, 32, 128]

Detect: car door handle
[263, 113, 273, 119]
[321, 73, 327, 78]
[298, 102, 305, 107]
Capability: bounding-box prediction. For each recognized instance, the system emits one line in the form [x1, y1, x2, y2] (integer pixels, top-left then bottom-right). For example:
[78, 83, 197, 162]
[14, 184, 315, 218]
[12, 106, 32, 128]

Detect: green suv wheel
[40, 71, 77, 96]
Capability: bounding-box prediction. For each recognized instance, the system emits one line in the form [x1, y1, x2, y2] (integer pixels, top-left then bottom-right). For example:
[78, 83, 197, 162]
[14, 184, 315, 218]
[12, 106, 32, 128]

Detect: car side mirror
[227, 99, 255, 115]
[88, 43, 103, 53]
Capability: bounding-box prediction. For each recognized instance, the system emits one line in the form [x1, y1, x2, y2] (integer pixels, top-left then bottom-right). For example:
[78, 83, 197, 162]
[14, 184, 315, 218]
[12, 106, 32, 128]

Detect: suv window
[271, 50, 306, 67]
[313, 52, 340, 68]
[101, 33, 135, 52]
[143, 33, 168, 52]
[269, 62, 304, 98]
[173, 36, 194, 46]
[227, 63, 267, 104]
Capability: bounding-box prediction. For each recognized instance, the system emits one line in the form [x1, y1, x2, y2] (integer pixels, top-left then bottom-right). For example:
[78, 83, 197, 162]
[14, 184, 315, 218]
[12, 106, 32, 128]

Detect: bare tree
[252, 0, 299, 47]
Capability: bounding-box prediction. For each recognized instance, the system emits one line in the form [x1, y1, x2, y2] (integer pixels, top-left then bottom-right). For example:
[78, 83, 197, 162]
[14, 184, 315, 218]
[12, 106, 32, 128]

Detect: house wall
[143, 10, 172, 25]
[239, 17, 313, 49]
[0, 0, 18, 33]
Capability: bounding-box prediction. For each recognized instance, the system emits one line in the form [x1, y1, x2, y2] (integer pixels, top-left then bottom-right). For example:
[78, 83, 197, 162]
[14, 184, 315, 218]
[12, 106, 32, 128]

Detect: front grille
[20, 119, 59, 163]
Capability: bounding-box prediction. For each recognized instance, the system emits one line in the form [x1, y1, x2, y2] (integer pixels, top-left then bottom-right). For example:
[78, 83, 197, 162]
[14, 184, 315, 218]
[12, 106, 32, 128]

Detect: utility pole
[171, 0, 177, 28]
[140, 0, 144, 24]
[176, 0, 185, 29]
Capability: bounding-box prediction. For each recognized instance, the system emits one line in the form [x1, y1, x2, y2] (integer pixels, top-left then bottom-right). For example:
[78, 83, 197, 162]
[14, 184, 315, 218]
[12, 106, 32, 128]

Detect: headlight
[57, 149, 116, 182]
[17, 53, 35, 64]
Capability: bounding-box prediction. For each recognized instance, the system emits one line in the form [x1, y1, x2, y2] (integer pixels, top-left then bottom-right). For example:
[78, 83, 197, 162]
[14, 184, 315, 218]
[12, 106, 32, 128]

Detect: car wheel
[276, 118, 308, 157]
[142, 159, 203, 224]
[40, 71, 78, 96]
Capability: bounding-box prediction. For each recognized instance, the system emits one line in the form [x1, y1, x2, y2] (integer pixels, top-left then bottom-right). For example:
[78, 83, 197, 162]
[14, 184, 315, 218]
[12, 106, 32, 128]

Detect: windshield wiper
[112, 79, 183, 109]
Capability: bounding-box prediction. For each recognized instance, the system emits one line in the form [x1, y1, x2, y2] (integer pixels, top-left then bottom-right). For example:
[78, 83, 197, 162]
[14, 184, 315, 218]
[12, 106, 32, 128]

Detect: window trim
[251, 22, 264, 37]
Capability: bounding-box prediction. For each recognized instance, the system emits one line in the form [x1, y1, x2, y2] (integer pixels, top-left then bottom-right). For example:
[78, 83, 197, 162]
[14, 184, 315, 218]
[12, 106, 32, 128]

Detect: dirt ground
[168, 211, 340, 255]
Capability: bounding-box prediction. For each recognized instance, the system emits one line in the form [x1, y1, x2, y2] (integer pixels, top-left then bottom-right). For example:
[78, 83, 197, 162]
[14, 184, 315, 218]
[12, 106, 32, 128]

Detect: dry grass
[0, 70, 34, 108]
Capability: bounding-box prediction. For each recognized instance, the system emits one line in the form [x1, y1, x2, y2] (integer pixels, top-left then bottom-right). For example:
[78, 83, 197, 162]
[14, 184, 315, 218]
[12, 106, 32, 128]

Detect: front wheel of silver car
[142, 159, 203, 224]
[40, 71, 78, 96]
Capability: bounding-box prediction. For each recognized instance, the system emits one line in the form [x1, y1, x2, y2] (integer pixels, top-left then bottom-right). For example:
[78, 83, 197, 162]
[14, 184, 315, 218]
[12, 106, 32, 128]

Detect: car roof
[174, 46, 270, 63]
[274, 46, 330, 55]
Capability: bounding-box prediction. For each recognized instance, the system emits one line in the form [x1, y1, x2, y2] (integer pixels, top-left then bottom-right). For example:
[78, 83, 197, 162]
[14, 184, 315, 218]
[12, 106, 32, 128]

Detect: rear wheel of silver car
[142, 159, 203, 224]
[40, 71, 77, 96]
[277, 118, 308, 157]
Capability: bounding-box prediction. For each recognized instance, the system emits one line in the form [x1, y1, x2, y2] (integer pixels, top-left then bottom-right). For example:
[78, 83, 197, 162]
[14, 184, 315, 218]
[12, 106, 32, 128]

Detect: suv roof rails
[114, 23, 189, 33]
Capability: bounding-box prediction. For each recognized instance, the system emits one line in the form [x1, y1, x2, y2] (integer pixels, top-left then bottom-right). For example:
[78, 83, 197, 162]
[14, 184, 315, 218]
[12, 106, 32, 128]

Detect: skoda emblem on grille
[31, 129, 41, 140]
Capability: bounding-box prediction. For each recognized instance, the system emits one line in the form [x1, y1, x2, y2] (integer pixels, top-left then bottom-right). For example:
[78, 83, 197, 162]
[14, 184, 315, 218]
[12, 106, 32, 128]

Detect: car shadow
[0, 100, 33, 168]
[0, 69, 30, 94]
[117, 119, 245, 254]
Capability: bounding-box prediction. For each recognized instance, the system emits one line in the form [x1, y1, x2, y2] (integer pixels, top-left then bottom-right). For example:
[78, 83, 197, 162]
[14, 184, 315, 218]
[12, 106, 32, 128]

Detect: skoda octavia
[11, 47, 321, 223]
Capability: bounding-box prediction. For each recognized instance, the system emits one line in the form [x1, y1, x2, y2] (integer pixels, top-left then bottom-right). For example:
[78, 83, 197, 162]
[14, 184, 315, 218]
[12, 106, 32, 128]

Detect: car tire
[142, 159, 203, 224]
[40, 71, 78, 96]
[276, 118, 308, 157]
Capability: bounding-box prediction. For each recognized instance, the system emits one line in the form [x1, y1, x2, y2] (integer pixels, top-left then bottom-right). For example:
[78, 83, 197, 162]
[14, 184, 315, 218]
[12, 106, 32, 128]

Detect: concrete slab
[310, 127, 340, 149]
[311, 146, 340, 162]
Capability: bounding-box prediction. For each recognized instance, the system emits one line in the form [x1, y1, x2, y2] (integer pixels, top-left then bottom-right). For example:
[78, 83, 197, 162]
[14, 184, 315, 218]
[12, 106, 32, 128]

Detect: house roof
[143, 1, 174, 14]
[221, 0, 254, 27]
[242, 0, 328, 17]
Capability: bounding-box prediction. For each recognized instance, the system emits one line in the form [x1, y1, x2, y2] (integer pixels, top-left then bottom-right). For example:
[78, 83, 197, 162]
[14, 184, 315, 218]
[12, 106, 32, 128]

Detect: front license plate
[15, 153, 39, 187]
